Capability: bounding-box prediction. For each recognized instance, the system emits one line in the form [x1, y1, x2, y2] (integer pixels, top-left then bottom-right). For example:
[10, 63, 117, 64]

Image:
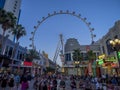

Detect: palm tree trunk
[1, 30, 5, 54]
[0, 30, 5, 67]
[88, 61, 93, 76]
[11, 41, 19, 72]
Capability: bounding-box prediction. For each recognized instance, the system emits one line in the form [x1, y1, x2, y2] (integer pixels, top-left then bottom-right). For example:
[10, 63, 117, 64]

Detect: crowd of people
[0, 71, 31, 90]
[0, 71, 120, 90]
[32, 74, 120, 90]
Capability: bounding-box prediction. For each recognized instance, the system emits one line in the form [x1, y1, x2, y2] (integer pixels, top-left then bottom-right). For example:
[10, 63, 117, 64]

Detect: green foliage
[87, 50, 96, 62]
[25, 49, 40, 61]
[0, 8, 16, 33]
[0, 9, 16, 54]
[117, 51, 120, 59]
[9, 24, 26, 42]
[72, 49, 82, 62]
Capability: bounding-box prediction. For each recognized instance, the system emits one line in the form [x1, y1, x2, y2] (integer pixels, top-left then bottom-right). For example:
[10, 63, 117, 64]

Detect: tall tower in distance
[0, 0, 22, 41]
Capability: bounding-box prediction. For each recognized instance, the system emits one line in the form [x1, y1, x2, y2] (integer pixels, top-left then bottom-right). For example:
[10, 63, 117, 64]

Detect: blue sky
[19, 0, 120, 65]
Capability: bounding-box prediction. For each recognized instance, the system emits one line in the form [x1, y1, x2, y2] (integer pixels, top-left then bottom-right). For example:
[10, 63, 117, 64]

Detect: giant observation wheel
[29, 10, 96, 62]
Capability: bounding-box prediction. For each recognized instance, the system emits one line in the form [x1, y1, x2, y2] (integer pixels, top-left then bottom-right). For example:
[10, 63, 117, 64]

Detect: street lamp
[74, 61, 80, 75]
[109, 38, 120, 66]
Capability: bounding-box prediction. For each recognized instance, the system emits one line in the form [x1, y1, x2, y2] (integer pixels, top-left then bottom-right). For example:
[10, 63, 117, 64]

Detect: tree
[25, 49, 40, 62]
[9, 24, 26, 59]
[86, 50, 96, 76]
[87, 50, 96, 63]
[0, 8, 16, 54]
[72, 49, 82, 63]
[10, 24, 26, 42]
[72, 49, 82, 75]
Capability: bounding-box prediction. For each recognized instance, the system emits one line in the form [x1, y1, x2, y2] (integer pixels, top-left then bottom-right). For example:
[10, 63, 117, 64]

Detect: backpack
[60, 80, 65, 87]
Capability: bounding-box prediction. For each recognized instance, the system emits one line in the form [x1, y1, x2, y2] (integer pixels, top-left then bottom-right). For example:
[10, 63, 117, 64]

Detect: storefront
[20, 61, 32, 74]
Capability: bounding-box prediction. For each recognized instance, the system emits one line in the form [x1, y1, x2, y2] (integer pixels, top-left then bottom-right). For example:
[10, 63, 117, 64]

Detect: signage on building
[23, 61, 32, 66]
[111, 63, 118, 67]
[98, 59, 104, 65]
[86, 45, 90, 52]
[105, 56, 117, 62]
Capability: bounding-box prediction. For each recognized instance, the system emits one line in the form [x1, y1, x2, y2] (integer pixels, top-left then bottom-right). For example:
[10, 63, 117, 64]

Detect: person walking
[52, 77, 57, 90]
[21, 78, 29, 90]
[8, 74, 14, 90]
[1, 75, 7, 90]
[14, 74, 20, 89]
[70, 79, 77, 90]
[59, 77, 66, 90]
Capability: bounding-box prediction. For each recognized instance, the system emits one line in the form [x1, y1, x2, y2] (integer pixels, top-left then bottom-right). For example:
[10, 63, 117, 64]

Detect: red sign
[23, 61, 32, 66]
[111, 63, 118, 68]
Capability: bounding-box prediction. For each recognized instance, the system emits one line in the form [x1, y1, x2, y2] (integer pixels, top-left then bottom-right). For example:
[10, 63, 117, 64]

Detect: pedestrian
[14, 74, 20, 89]
[33, 77, 39, 90]
[8, 74, 14, 90]
[59, 77, 66, 90]
[79, 79, 84, 89]
[47, 77, 51, 90]
[70, 79, 76, 90]
[52, 77, 57, 90]
[21, 78, 29, 90]
[40, 77, 47, 90]
[1, 75, 7, 90]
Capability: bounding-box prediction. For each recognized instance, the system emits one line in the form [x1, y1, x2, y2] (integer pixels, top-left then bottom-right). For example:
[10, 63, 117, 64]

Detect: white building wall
[4, 0, 21, 18]
[0, 0, 22, 41]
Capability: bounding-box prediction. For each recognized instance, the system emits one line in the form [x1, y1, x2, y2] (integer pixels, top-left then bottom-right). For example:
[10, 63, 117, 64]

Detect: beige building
[63, 20, 120, 76]
[63, 38, 101, 76]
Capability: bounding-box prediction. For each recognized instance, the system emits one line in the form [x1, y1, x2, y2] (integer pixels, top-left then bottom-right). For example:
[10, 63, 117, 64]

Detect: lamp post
[74, 61, 80, 75]
[109, 38, 120, 67]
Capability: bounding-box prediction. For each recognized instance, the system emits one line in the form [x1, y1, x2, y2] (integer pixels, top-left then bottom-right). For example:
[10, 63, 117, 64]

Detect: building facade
[0, 34, 27, 73]
[97, 20, 120, 75]
[98, 20, 120, 56]
[63, 38, 101, 76]
[63, 20, 120, 76]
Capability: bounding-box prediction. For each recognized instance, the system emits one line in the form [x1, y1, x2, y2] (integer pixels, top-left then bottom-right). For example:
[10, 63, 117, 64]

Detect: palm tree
[87, 50, 96, 76]
[10, 24, 26, 42]
[0, 8, 16, 54]
[25, 49, 40, 62]
[72, 49, 82, 63]
[72, 49, 82, 75]
[9, 24, 26, 59]
[87, 50, 96, 63]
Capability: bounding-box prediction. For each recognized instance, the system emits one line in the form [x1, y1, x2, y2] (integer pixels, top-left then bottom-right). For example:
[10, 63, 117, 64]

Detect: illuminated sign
[23, 61, 32, 66]
[98, 59, 104, 65]
[111, 63, 118, 67]
[105, 56, 117, 62]
[98, 54, 105, 59]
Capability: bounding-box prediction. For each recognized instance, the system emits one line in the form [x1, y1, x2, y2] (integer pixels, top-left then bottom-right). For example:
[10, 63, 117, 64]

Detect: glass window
[65, 53, 71, 61]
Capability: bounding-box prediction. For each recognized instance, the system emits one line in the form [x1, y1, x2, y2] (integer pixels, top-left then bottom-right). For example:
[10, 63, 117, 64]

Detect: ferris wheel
[29, 10, 96, 63]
